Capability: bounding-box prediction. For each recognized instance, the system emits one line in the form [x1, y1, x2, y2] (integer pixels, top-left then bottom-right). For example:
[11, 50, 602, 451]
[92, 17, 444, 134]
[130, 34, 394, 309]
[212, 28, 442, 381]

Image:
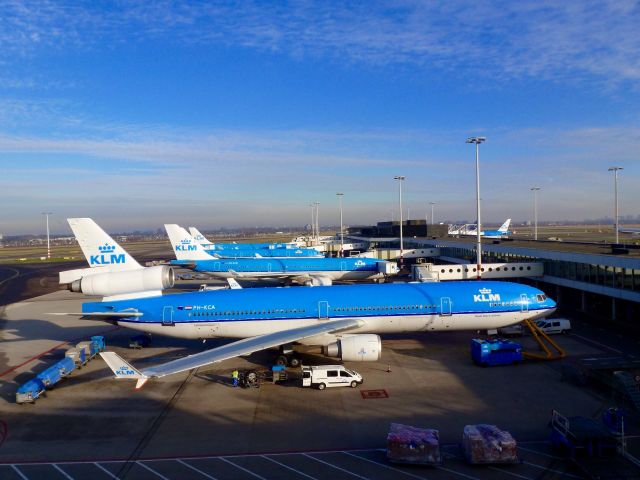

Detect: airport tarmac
[1, 286, 639, 479]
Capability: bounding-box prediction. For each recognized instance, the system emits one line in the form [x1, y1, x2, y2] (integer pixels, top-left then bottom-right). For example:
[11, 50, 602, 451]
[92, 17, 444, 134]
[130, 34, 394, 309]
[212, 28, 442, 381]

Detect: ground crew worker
[232, 369, 239, 387]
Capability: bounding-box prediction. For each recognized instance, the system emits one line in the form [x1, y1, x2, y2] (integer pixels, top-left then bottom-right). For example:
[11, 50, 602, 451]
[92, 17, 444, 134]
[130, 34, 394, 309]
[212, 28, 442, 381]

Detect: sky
[1, 0, 639, 235]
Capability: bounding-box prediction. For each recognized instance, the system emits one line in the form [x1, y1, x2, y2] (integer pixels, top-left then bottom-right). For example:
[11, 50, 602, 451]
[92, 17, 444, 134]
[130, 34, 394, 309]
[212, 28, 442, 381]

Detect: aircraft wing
[49, 310, 143, 320]
[100, 318, 362, 388]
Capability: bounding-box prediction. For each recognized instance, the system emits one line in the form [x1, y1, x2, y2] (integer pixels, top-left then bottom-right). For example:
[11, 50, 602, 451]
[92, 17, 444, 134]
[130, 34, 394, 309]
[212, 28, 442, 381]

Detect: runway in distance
[91, 280, 557, 388]
[449, 219, 512, 239]
[167, 224, 398, 285]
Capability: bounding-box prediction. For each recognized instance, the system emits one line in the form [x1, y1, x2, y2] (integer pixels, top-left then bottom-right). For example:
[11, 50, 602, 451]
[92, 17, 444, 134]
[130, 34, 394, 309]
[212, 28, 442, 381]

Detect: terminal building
[348, 220, 640, 331]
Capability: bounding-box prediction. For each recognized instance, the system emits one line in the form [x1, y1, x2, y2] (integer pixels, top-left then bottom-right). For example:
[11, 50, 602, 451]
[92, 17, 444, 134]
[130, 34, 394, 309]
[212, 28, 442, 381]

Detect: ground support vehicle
[549, 409, 640, 479]
[471, 338, 522, 366]
[65, 347, 86, 367]
[15, 378, 46, 404]
[386, 423, 441, 465]
[301, 365, 363, 390]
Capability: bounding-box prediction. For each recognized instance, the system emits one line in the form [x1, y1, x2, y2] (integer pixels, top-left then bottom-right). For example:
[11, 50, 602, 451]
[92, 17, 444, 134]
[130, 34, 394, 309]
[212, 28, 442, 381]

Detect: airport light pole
[314, 201, 320, 245]
[430, 202, 435, 224]
[394, 176, 405, 268]
[466, 136, 485, 280]
[608, 166, 623, 244]
[336, 193, 344, 257]
[531, 187, 540, 240]
[42, 212, 52, 260]
[309, 203, 316, 244]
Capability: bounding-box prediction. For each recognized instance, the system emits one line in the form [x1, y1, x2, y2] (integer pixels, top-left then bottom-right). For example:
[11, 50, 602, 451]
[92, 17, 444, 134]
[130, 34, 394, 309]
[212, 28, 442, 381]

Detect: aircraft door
[318, 301, 329, 320]
[520, 293, 529, 312]
[340, 261, 347, 271]
[213, 262, 221, 271]
[162, 306, 174, 326]
[440, 297, 452, 316]
[267, 262, 272, 272]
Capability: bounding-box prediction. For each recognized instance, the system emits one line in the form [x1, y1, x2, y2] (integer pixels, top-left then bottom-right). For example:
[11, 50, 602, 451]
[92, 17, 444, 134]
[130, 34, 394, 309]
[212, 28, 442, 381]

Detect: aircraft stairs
[521, 318, 566, 361]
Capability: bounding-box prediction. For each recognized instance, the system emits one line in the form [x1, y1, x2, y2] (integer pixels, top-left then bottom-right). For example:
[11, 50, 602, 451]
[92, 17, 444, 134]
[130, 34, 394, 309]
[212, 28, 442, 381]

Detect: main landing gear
[274, 350, 301, 368]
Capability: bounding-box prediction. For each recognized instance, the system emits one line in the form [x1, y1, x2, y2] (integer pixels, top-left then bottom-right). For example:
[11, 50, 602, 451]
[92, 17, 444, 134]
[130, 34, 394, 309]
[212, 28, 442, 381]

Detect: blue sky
[1, 1, 639, 235]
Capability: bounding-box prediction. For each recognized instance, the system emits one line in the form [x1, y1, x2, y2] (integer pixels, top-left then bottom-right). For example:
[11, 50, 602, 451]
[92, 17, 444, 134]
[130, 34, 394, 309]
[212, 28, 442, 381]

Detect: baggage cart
[36, 365, 62, 388]
[56, 357, 76, 377]
[386, 423, 442, 465]
[91, 336, 106, 352]
[462, 424, 519, 464]
[66, 347, 86, 367]
[16, 378, 46, 404]
[77, 341, 98, 360]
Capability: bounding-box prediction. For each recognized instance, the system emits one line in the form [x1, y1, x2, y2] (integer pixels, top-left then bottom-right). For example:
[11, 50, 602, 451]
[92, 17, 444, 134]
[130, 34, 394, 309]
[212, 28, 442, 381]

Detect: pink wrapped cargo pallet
[386, 423, 442, 465]
[462, 424, 519, 464]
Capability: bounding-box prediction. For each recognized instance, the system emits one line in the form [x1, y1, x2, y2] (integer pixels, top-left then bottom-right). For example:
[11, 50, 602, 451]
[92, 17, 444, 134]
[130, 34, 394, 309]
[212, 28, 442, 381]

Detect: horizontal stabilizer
[49, 310, 143, 319]
[227, 278, 242, 289]
[100, 352, 149, 389]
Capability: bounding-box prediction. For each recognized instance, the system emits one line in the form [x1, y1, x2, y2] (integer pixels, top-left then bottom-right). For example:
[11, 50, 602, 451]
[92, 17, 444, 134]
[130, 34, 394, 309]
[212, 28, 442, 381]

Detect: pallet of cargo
[462, 424, 519, 464]
[386, 423, 442, 465]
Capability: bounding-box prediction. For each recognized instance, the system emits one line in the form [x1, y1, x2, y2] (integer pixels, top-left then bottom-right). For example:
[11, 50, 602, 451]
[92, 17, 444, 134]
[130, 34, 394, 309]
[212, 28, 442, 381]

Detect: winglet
[100, 351, 149, 389]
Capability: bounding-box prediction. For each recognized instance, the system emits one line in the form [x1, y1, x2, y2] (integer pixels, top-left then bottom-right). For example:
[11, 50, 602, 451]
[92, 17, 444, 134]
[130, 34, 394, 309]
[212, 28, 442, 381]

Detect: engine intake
[69, 266, 174, 296]
[324, 334, 381, 361]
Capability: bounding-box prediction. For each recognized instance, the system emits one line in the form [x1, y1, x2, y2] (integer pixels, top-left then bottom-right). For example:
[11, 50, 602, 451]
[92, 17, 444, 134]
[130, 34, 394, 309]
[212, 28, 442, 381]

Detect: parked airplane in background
[167, 225, 397, 285]
[618, 227, 640, 236]
[189, 226, 297, 251]
[187, 226, 321, 258]
[91, 280, 557, 388]
[449, 219, 512, 239]
[59, 218, 174, 299]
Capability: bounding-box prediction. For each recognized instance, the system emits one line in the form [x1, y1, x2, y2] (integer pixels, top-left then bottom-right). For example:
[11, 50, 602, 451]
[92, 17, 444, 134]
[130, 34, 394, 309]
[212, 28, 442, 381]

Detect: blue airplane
[188, 227, 307, 255]
[86, 280, 556, 388]
[451, 219, 512, 239]
[167, 224, 397, 285]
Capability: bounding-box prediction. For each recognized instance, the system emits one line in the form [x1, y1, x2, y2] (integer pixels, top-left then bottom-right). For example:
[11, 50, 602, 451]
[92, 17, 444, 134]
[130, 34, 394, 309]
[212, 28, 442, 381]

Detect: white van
[535, 318, 571, 335]
[301, 365, 363, 390]
[498, 323, 524, 337]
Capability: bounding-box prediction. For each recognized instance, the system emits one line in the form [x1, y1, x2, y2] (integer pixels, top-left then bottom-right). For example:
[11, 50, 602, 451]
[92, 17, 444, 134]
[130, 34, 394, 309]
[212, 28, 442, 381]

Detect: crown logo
[98, 243, 115, 253]
[479, 288, 491, 294]
[181, 239, 191, 244]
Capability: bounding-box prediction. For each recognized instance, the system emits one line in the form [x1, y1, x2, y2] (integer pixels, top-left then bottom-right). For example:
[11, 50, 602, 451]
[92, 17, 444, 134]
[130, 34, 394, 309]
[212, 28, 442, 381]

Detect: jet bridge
[412, 262, 544, 282]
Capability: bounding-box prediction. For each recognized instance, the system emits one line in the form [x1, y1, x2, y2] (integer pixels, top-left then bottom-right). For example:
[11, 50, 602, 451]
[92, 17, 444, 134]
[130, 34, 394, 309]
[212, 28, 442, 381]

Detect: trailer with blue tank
[65, 347, 86, 367]
[15, 378, 46, 404]
[56, 357, 76, 377]
[36, 364, 63, 388]
[471, 338, 522, 367]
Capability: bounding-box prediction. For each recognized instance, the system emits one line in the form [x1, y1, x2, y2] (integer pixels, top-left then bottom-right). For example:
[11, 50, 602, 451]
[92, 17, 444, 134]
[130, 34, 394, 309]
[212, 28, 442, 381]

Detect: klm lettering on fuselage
[89, 253, 126, 265]
[473, 288, 501, 303]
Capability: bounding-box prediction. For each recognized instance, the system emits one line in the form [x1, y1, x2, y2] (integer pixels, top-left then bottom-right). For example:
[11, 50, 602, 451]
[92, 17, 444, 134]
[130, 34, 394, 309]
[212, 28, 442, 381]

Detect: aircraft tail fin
[165, 224, 212, 260]
[68, 218, 141, 270]
[188, 227, 213, 247]
[498, 219, 512, 233]
[100, 352, 149, 389]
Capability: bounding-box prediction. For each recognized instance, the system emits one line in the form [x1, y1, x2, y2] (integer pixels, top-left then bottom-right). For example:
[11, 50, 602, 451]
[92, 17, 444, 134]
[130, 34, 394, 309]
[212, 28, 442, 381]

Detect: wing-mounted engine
[68, 265, 174, 296]
[324, 334, 381, 361]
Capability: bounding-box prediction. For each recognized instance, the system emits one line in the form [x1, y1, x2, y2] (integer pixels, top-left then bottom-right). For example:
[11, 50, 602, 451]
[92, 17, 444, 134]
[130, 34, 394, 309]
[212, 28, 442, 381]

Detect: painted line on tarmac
[176, 459, 219, 480]
[303, 453, 370, 480]
[137, 461, 170, 480]
[343, 451, 430, 480]
[521, 461, 583, 479]
[487, 466, 531, 479]
[53, 464, 74, 480]
[570, 333, 624, 354]
[10, 465, 28, 480]
[261, 455, 318, 480]
[0, 326, 119, 378]
[94, 463, 119, 479]
[219, 457, 267, 480]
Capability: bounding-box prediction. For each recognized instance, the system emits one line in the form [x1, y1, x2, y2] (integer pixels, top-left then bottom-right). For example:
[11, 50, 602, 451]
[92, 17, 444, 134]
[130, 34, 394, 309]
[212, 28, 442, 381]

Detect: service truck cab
[535, 318, 571, 335]
[301, 365, 363, 390]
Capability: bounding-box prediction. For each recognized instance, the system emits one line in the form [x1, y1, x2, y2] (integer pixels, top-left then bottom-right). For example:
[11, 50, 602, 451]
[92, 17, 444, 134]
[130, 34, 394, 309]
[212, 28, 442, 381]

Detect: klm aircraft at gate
[167, 224, 397, 285]
[81, 280, 557, 388]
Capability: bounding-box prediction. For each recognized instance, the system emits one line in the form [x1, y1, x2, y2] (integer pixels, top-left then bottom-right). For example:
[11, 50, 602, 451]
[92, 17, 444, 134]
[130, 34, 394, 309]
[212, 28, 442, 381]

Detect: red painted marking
[0, 326, 120, 379]
[360, 389, 389, 399]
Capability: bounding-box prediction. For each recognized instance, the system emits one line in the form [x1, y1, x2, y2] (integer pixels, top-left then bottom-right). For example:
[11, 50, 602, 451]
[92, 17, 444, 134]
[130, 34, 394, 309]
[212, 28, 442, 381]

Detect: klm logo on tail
[176, 239, 198, 252]
[89, 243, 126, 266]
[116, 364, 137, 376]
[473, 288, 501, 302]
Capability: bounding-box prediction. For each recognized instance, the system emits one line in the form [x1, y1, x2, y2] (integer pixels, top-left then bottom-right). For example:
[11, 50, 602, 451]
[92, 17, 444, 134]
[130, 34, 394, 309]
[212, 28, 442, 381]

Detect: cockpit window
[536, 294, 547, 302]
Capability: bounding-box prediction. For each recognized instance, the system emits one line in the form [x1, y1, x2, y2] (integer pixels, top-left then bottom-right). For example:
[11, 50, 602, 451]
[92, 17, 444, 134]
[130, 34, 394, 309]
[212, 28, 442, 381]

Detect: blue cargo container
[91, 336, 105, 352]
[471, 338, 522, 367]
[76, 341, 96, 360]
[16, 378, 46, 404]
[56, 357, 76, 377]
[66, 347, 86, 367]
[36, 364, 62, 388]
